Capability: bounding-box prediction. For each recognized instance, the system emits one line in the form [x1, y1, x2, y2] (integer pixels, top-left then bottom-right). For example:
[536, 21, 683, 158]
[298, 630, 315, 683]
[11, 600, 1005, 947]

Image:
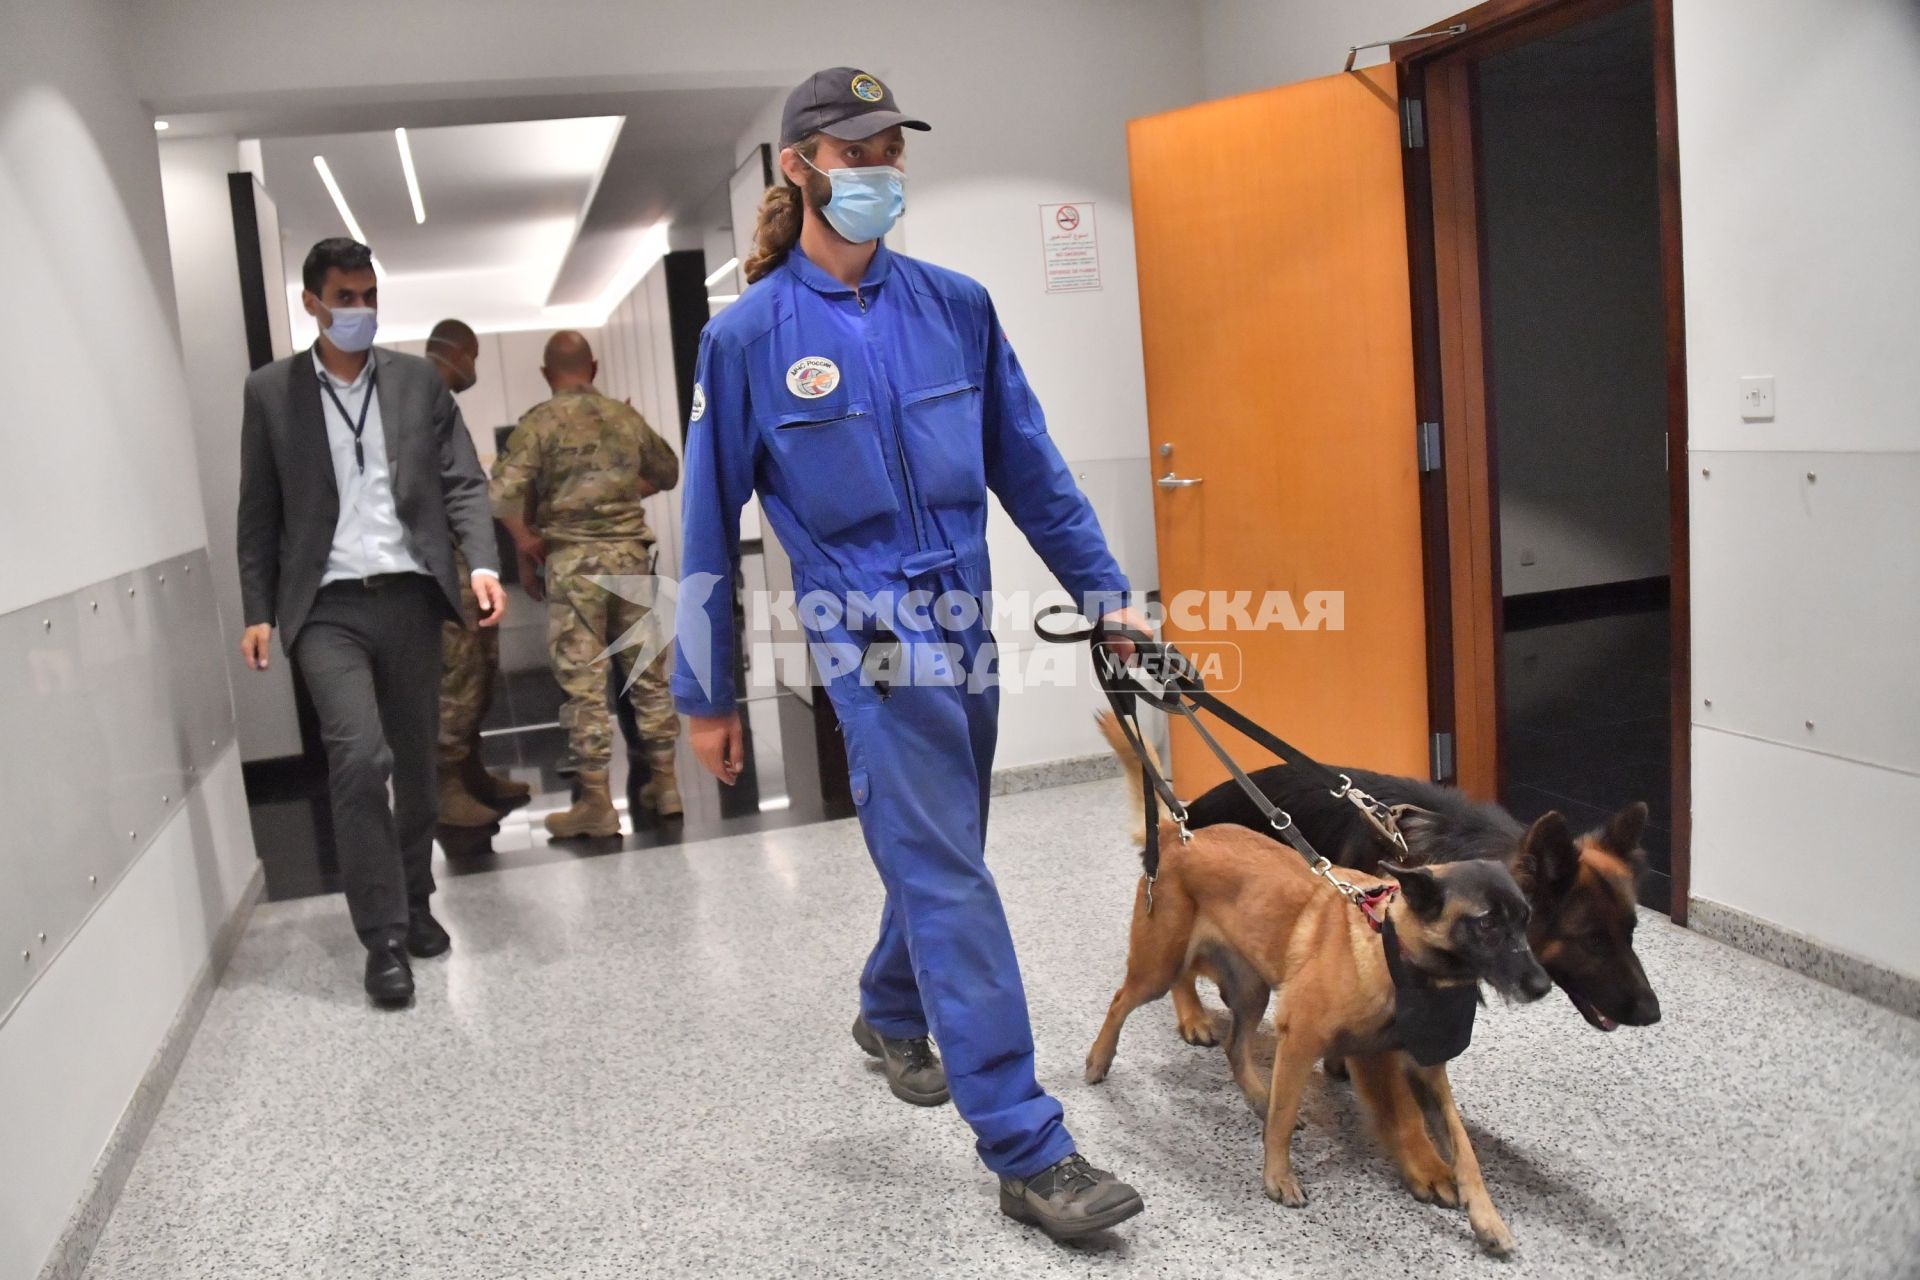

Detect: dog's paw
[1263, 1171, 1307, 1208]
[1404, 1166, 1460, 1208]
[1083, 1055, 1110, 1086]
[1472, 1215, 1516, 1258]
[1178, 1018, 1219, 1047]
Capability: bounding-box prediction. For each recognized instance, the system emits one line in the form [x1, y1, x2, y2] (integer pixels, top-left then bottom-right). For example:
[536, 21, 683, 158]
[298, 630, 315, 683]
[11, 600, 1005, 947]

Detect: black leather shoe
[406, 904, 451, 958]
[364, 941, 414, 1006]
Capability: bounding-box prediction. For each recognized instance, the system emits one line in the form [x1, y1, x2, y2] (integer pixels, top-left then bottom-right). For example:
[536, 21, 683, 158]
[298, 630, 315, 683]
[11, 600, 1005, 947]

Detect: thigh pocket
[900, 380, 984, 509]
[769, 402, 900, 539]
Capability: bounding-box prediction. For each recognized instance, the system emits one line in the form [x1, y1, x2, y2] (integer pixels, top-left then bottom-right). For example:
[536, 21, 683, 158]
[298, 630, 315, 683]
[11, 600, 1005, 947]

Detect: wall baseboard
[1689, 896, 1920, 1022]
[35, 865, 265, 1280]
[990, 750, 1122, 797]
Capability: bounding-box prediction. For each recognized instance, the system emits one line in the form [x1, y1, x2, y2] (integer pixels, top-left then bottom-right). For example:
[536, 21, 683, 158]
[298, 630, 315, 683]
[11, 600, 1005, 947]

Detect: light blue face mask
[323, 305, 379, 353]
[801, 154, 906, 245]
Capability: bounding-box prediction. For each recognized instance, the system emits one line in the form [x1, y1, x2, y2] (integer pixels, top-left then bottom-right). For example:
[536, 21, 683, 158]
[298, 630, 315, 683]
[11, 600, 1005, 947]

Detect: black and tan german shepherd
[1139, 725, 1661, 1033]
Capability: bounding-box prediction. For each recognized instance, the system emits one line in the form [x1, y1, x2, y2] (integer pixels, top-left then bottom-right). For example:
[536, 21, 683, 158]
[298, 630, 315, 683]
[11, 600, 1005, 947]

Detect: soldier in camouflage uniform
[491, 330, 682, 838]
[428, 319, 531, 828]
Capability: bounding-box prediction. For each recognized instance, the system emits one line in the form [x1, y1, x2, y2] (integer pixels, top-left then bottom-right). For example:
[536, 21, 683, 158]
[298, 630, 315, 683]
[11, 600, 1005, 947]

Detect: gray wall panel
[0, 548, 234, 1023]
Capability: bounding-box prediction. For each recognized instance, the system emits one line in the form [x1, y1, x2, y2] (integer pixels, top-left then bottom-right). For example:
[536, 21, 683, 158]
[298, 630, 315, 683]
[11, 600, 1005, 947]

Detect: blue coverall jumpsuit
[672, 241, 1128, 1180]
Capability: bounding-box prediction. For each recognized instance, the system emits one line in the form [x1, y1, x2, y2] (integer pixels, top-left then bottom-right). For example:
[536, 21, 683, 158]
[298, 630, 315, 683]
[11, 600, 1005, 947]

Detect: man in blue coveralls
[673, 67, 1147, 1241]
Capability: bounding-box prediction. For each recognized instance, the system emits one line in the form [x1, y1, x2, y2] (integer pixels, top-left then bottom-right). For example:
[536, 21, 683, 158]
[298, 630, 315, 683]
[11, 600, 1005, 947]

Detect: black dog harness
[1039, 607, 1478, 1066]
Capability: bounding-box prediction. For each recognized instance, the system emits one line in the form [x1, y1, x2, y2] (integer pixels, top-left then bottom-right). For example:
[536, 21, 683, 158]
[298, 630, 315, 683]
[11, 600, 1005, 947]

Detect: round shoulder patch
[690, 382, 706, 422]
[851, 73, 884, 103]
[786, 356, 841, 399]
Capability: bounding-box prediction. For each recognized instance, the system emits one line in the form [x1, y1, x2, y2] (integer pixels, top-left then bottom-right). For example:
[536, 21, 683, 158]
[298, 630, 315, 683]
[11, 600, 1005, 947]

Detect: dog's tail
[1095, 708, 1163, 852]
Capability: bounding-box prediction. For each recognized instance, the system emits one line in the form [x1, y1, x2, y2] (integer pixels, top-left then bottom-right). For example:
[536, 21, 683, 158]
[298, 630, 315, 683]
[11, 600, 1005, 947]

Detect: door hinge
[1418, 420, 1443, 473]
[1430, 731, 1455, 782]
[1402, 98, 1426, 149]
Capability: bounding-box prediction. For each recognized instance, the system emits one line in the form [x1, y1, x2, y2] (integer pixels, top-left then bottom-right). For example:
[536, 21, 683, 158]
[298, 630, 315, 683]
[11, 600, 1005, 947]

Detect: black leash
[1036, 606, 1409, 909]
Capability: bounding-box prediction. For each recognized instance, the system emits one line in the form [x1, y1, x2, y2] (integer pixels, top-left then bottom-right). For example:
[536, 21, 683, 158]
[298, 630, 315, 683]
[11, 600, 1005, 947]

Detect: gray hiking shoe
[851, 1015, 950, 1107]
[999, 1153, 1145, 1240]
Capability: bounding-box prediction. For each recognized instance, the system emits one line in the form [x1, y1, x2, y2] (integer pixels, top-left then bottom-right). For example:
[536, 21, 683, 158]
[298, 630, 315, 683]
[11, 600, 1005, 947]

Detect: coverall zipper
[859, 286, 927, 551]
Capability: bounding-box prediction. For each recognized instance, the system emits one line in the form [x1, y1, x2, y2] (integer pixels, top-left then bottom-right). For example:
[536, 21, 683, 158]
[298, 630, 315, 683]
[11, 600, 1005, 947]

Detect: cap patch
[787, 356, 841, 399]
[851, 73, 884, 103]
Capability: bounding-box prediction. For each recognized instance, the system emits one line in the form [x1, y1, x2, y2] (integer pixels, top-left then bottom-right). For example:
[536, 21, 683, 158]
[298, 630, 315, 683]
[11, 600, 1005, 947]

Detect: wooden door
[1129, 66, 1430, 796]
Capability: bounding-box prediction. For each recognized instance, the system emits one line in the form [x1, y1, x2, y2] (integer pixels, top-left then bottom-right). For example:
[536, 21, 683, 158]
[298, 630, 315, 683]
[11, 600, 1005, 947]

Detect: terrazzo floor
[83, 778, 1920, 1279]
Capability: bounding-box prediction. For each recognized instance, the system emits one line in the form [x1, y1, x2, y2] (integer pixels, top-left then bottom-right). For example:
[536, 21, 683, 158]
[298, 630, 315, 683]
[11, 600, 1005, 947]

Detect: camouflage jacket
[490, 387, 680, 544]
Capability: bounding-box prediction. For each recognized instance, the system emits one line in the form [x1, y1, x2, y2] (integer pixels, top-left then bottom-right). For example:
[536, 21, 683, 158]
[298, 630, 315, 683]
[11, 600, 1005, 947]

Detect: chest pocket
[767, 401, 901, 539]
[900, 379, 984, 509]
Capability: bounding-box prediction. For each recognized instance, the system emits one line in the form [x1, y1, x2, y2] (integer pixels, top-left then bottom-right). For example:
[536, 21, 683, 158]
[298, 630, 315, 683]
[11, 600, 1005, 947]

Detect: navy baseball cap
[779, 67, 930, 149]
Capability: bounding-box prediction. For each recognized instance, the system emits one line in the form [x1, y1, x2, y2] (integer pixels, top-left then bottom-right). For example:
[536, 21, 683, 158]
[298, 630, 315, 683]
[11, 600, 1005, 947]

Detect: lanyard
[319, 366, 378, 471]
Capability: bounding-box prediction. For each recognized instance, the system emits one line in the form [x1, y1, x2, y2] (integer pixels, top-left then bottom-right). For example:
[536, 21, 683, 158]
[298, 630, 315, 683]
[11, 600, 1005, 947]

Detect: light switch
[1740, 375, 1775, 421]
[1519, 546, 1537, 566]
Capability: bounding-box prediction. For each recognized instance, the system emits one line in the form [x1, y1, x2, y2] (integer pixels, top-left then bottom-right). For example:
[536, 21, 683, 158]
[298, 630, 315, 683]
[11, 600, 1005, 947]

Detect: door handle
[1157, 471, 1204, 488]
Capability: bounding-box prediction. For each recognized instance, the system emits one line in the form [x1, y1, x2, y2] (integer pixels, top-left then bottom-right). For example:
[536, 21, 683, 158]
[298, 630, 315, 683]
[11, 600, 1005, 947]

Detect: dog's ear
[1513, 811, 1579, 898]
[1598, 801, 1649, 859]
[1383, 862, 1445, 919]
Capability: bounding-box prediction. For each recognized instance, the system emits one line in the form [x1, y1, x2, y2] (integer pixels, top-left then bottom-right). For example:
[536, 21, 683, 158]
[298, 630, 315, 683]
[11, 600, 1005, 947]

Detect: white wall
[1197, 0, 1920, 977]
[1202, 0, 1441, 95]
[0, 0, 260, 1274]
[159, 135, 305, 760]
[1675, 0, 1920, 977]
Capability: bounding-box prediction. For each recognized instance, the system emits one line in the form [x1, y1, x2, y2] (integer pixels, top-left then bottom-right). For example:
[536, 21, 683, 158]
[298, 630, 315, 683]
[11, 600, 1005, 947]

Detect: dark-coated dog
[1177, 756, 1661, 1034]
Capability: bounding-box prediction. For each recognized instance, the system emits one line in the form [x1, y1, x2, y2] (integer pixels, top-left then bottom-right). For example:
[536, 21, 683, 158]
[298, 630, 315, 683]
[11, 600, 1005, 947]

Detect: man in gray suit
[236, 237, 507, 1006]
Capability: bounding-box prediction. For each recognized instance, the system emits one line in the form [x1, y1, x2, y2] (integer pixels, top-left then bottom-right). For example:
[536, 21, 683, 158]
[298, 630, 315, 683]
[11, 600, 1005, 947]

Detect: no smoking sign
[1040, 201, 1101, 294]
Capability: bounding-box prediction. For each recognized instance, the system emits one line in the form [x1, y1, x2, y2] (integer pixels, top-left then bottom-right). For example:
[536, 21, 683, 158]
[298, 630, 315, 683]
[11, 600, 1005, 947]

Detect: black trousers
[292, 574, 443, 945]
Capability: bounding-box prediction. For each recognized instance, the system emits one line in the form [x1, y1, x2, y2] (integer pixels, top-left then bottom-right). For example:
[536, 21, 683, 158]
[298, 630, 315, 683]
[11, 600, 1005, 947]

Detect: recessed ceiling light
[312, 154, 369, 245]
[153, 121, 170, 132]
[702, 257, 739, 288]
[394, 128, 425, 224]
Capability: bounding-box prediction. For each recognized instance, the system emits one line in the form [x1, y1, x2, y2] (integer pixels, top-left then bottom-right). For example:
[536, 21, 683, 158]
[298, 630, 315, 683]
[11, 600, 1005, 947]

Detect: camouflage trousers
[438, 551, 499, 766]
[547, 539, 678, 770]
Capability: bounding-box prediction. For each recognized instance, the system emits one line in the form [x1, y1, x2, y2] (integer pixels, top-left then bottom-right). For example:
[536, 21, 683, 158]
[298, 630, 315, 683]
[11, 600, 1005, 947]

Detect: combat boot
[545, 769, 621, 839]
[437, 765, 505, 829]
[461, 743, 531, 808]
[636, 746, 683, 818]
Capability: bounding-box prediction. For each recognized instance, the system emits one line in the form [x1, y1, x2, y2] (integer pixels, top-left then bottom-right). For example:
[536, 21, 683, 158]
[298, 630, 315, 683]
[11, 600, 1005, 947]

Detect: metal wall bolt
[90, 601, 98, 612]
[161, 794, 169, 804]
[1806, 472, 1817, 483]
[1704, 698, 1713, 708]
[1805, 720, 1815, 730]
[1701, 468, 1711, 478]
[21, 951, 28, 963]
[159, 574, 167, 585]
[42, 619, 50, 631]
[129, 831, 137, 841]
[128, 587, 135, 597]
[37, 932, 45, 943]
[88, 874, 97, 886]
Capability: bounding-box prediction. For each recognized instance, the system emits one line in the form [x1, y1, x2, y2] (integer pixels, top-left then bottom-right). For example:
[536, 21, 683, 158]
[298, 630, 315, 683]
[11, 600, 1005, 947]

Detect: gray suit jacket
[236, 344, 499, 645]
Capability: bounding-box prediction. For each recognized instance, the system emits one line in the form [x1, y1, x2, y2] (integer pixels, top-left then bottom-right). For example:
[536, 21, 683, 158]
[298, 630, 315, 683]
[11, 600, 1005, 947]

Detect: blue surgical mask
[323, 306, 379, 353]
[801, 154, 905, 245]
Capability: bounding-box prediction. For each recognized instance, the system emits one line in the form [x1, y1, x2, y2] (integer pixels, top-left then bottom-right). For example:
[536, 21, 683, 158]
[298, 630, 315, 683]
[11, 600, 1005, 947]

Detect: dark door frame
[1393, 0, 1692, 922]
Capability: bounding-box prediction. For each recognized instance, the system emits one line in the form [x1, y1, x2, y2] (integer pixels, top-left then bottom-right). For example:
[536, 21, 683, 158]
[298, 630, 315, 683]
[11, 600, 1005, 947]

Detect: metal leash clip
[1310, 855, 1370, 906]
[1334, 774, 1410, 854]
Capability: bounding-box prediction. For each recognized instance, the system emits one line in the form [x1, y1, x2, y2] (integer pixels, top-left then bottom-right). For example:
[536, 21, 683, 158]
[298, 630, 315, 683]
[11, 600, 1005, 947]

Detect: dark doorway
[1472, 2, 1675, 907]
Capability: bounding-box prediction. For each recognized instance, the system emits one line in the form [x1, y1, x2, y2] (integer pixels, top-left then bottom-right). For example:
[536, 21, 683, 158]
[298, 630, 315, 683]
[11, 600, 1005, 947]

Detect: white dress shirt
[315, 349, 431, 585]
